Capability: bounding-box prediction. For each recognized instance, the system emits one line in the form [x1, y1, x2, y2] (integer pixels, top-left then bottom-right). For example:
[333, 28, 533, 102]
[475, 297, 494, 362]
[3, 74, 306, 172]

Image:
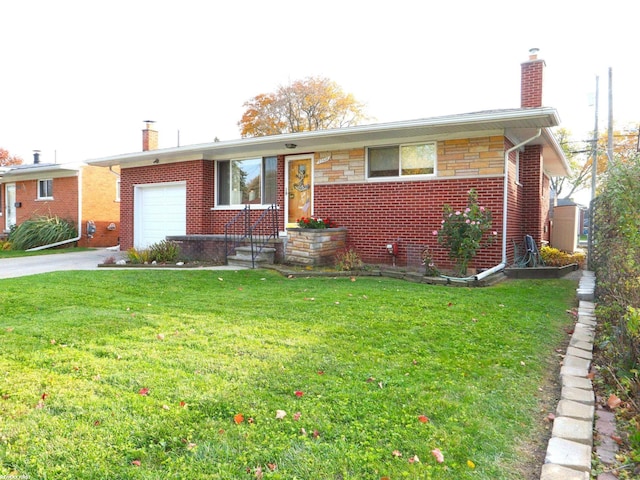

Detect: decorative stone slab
[540, 464, 589, 480]
[566, 346, 593, 360]
[563, 356, 591, 371]
[570, 330, 594, 343]
[570, 340, 593, 352]
[576, 290, 595, 301]
[552, 417, 593, 444]
[561, 386, 594, 405]
[561, 365, 589, 378]
[562, 375, 592, 390]
[577, 317, 597, 327]
[556, 399, 595, 420]
[545, 437, 592, 471]
[574, 322, 594, 332]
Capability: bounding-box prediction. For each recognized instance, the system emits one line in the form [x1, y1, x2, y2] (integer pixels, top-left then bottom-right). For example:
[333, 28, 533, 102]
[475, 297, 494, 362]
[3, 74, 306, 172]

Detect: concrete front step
[227, 246, 276, 268]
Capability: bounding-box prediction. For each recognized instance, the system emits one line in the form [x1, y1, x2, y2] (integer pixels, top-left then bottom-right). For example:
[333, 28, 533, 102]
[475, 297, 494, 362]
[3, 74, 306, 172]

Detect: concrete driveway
[0, 249, 124, 279]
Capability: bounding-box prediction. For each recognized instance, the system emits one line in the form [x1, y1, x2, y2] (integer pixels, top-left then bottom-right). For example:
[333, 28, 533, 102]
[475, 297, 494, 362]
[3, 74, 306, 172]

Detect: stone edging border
[540, 271, 597, 480]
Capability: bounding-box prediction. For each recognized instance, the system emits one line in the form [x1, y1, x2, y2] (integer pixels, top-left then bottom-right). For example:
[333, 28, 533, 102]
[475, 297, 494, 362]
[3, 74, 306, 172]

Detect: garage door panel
[135, 183, 186, 249]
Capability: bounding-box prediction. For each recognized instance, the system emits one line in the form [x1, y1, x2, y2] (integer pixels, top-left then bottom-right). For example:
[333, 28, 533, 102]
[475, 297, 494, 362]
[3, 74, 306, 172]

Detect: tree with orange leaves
[238, 76, 368, 137]
[0, 148, 23, 167]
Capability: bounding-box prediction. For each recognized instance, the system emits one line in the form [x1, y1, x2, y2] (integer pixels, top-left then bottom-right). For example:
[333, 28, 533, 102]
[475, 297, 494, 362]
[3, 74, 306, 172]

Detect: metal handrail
[223, 204, 279, 267]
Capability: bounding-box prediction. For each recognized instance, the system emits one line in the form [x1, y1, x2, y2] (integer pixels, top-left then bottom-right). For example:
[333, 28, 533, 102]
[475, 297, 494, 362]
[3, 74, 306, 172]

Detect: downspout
[27, 169, 83, 251]
[444, 129, 542, 283]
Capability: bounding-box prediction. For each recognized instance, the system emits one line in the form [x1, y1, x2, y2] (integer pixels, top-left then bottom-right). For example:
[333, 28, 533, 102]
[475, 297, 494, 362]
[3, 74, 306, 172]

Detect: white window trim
[37, 179, 54, 200]
[214, 157, 276, 208]
[366, 141, 437, 181]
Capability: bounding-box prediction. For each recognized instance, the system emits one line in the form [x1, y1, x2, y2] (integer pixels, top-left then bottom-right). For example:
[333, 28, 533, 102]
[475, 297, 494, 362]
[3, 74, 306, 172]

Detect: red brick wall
[15, 176, 79, 226]
[520, 145, 545, 245]
[80, 166, 121, 247]
[314, 178, 504, 271]
[521, 58, 544, 108]
[120, 160, 214, 250]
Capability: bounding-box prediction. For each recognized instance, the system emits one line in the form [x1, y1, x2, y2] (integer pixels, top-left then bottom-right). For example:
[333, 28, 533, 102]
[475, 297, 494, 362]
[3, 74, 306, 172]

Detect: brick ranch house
[87, 51, 569, 273]
[0, 153, 121, 248]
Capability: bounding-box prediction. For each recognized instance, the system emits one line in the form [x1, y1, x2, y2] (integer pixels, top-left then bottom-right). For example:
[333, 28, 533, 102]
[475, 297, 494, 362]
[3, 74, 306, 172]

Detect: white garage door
[134, 182, 186, 249]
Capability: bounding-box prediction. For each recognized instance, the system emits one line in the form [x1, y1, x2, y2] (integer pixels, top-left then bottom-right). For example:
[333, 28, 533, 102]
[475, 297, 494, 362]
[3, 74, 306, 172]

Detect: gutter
[441, 128, 543, 283]
[27, 168, 83, 251]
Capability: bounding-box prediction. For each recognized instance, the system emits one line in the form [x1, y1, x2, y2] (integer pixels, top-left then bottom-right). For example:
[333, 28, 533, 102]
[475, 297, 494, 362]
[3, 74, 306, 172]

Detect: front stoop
[227, 246, 276, 269]
[540, 271, 597, 479]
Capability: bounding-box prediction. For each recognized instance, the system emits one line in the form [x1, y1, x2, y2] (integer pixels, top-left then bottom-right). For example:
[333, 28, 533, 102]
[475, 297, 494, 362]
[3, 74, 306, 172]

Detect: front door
[5, 183, 16, 231]
[285, 155, 313, 228]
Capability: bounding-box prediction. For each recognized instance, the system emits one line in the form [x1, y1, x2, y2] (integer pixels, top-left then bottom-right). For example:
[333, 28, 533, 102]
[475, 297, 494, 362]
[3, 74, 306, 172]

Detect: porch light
[285, 143, 297, 149]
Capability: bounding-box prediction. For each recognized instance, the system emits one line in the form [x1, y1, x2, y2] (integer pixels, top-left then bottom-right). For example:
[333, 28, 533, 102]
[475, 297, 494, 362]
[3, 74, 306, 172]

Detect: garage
[134, 182, 186, 249]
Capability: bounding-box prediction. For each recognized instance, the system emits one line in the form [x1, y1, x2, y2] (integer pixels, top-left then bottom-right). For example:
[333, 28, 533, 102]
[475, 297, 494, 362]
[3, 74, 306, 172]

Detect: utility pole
[588, 75, 599, 270]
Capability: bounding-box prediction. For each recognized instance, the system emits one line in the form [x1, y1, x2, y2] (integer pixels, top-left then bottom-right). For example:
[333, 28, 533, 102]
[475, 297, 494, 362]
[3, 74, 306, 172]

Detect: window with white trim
[38, 179, 53, 199]
[367, 142, 436, 178]
[217, 156, 277, 206]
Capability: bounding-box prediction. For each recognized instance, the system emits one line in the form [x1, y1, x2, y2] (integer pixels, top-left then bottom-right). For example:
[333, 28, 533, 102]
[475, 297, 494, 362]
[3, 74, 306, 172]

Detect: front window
[38, 179, 53, 199]
[217, 157, 277, 206]
[367, 142, 436, 178]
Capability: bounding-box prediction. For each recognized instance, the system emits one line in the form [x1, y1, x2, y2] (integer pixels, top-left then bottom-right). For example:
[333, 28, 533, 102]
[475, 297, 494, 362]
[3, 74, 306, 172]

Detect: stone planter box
[285, 227, 347, 266]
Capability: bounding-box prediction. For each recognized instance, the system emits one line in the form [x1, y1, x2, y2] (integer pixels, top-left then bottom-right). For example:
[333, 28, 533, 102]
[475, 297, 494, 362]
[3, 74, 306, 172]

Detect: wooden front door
[286, 155, 313, 228]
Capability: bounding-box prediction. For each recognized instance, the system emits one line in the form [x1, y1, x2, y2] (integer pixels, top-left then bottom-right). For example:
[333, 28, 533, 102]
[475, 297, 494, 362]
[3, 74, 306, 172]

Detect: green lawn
[0, 270, 576, 479]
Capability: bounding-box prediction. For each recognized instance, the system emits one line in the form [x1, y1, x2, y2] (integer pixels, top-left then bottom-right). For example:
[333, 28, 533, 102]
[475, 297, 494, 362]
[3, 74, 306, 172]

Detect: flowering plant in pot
[296, 216, 337, 229]
[434, 189, 497, 276]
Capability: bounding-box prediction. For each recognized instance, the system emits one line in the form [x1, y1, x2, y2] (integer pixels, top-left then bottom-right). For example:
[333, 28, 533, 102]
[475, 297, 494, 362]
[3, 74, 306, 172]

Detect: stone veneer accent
[312, 137, 505, 185]
[285, 228, 347, 266]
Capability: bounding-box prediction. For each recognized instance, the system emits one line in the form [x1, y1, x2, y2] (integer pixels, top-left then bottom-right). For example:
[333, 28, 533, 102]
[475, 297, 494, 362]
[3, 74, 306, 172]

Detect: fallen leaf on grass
[312, 429, 320, 438]
[275, 410, 286, 420]
[607, 394, 622, 409]
[545, 413, 556, 422]
[234, 413, 245, 424]
[41, 393, 48, 400]
[138, 388, 150, 396]
[218, 277, 224, 282]
[467, 460, 476, 469]
[431, 448, 444, 463]
[611, 435, 623, 445]
[293, 412, 301, 421]
[156, 333, 165, 340]
[408, 455, 420, 463]
[162, 405, 170, 410]
[131, 460, 141, 466]
[392, 450, 402, 458]
[180, 401, 187, 408]
[254, 466, 263, 479]
[267, 463, 277, 471]
[294, 390, 304, 397]
[418, 415, 430, 423]
[187, 442, 196, 450]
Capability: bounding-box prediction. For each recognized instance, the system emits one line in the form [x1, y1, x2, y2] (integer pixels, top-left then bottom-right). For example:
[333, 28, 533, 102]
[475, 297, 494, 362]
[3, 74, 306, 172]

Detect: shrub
[8, 216, 77, 250]
[335, 248, 363, 271]
[127, 240, 180, 264]
[149, 240, 180, 263]
[126, 247, 152, 264]
[540, 246, 586, 267]
[435, 189, 497, 276]
[421, 246, 440, 276]
[0, 240, 11, 251]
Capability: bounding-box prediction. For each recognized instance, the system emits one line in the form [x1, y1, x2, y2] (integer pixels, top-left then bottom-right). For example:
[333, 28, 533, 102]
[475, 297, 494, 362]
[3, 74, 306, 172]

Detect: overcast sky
[1, 0, 638, 166]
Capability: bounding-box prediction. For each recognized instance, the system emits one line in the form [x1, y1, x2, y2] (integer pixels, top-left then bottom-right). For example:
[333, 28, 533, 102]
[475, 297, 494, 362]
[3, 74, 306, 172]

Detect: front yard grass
[0, 270, 576, 479]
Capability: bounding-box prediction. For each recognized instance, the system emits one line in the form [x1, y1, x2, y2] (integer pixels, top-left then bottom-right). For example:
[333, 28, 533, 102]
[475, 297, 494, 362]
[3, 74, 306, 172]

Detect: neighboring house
[87, 50, 569, 271]
[0, 153, 120, 248]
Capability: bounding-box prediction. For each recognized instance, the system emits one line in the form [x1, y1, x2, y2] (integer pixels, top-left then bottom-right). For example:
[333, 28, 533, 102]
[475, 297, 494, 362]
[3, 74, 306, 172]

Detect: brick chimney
[521, 48, 545, 108]
[142, 120, 158, 151]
